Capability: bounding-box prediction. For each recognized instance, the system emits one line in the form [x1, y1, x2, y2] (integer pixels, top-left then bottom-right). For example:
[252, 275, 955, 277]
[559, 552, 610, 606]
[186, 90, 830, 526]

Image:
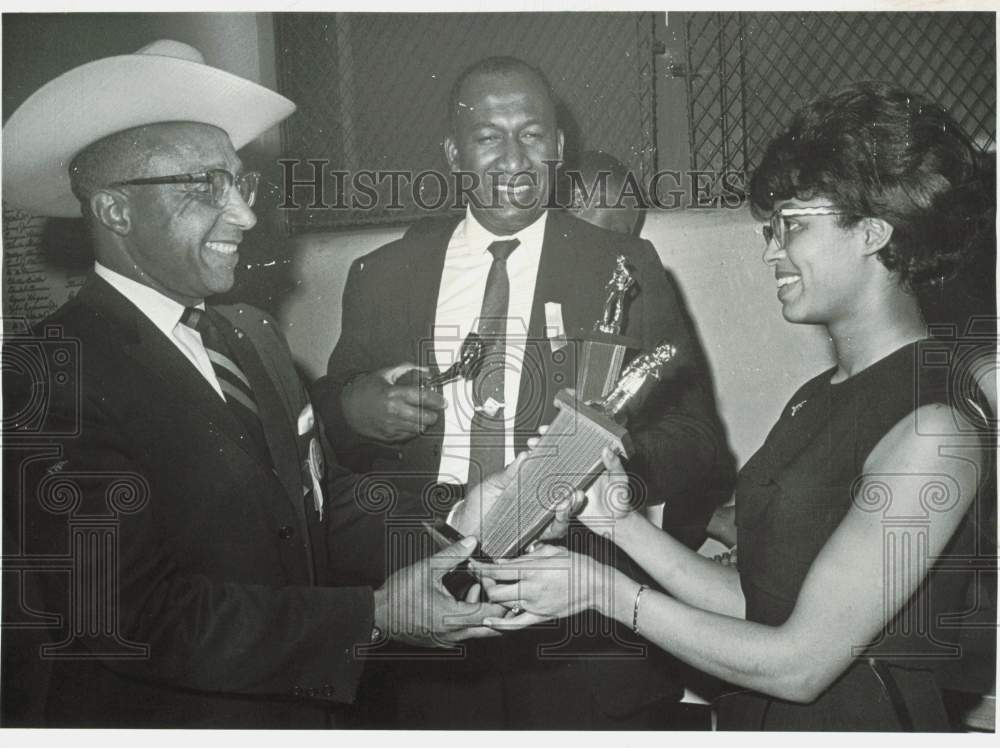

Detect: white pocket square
[297, 403, 315, 436]
[545, 301, 567, 351]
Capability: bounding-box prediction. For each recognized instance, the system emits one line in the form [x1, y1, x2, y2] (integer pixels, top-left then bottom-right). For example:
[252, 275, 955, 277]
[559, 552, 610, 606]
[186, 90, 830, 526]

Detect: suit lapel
[512, 212, 576, 449]
[533, 211, 576, 313]
[405, 218, 460, 374]
[78, 277, 257, 456]
[208, 308, 303, 512]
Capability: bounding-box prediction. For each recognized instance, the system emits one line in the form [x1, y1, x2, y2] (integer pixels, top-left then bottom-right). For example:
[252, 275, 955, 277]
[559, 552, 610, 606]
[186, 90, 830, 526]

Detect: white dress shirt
[432, 208, 547, 484]
[94, 263, 225, 400]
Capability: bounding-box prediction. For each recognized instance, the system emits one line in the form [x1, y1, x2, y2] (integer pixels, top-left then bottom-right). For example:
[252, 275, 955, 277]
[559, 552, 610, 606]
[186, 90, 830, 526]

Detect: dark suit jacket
[3, 275, 375, 728]
[311, 211, 735, 723]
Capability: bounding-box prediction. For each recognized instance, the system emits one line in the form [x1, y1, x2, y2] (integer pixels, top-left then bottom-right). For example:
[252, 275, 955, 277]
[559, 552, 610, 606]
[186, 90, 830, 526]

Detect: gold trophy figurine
[596, 254, 636, 335]
[594, 342, 676, 419]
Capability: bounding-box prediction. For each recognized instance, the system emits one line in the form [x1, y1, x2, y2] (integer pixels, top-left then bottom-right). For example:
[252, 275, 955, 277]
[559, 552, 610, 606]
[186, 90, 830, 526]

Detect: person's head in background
[749, 80, 992, 331]
[566, 150, 645, 236]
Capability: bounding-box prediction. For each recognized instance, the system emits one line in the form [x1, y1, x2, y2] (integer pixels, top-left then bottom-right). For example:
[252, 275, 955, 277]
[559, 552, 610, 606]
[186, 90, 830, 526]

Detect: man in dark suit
[1, 40, 507, 728]
[312, 56, 734, 728]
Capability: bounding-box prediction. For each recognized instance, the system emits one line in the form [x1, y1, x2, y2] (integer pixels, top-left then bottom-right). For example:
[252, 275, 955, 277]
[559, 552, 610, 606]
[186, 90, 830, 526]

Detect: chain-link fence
[275, 12, 657, 232]
[685, 12, 996, 178]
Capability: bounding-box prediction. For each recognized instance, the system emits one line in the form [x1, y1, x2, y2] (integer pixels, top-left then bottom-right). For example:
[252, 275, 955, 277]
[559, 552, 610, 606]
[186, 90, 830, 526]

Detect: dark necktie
[468, 238, 520, 483]
[180, 307, 270, 458]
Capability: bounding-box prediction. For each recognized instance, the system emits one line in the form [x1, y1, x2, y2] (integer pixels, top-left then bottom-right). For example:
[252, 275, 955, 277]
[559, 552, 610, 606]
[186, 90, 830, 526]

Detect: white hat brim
[2, 53, 296, 218]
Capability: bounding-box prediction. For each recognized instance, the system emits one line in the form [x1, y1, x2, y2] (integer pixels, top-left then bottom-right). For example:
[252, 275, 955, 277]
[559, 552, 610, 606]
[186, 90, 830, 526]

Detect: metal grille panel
[686, 12, 996, 178]
[275, 12, 657, 232]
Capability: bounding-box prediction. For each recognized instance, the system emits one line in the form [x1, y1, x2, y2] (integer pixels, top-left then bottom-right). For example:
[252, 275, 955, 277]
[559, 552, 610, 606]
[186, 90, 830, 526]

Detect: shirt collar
[463, 206, 548, 253]
[94, 262, 204, 337]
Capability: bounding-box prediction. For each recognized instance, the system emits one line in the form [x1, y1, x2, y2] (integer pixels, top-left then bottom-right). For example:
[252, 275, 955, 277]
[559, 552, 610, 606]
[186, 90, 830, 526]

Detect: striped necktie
[468, 238, 520, 484]
[180, 308, 270, 460]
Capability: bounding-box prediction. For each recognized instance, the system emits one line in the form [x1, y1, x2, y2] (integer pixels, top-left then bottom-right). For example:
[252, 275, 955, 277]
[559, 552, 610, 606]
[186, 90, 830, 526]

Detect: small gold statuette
[595, 254, 636, 335]
[594, 342, 677, 419]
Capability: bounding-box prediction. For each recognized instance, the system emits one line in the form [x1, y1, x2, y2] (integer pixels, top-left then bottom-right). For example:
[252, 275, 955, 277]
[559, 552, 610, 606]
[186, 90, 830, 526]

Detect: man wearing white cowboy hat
[2, 40, 513, 727]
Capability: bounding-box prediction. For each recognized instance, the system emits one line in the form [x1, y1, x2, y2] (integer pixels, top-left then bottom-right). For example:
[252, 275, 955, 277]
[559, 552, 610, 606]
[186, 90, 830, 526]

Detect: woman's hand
[706, 503, 738, 547]
[523, 425, 634, 532]
[577, 447, 634, 529]
[471, 544, 611, 629]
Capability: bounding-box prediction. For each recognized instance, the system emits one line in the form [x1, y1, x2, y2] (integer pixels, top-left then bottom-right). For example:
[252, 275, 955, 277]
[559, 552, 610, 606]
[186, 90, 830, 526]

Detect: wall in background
[655, 12, 691, 173]
[682, 12, 996, 177]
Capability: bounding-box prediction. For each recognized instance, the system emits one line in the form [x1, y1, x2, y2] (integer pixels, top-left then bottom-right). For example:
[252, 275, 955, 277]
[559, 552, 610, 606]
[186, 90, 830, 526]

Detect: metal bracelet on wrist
[632, 584, 649, 635]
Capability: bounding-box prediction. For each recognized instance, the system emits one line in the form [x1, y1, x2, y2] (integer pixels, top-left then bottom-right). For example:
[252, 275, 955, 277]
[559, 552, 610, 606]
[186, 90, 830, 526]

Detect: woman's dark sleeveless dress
[718, 340, 995, 731]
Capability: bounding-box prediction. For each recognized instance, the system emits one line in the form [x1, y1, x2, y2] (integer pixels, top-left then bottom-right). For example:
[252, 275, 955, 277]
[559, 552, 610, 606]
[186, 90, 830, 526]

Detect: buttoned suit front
[4, 275, 378, 727]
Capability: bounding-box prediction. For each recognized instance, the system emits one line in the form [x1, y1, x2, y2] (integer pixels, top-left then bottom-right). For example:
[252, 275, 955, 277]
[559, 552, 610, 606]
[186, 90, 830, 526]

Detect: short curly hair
[749, 81, 992, 291]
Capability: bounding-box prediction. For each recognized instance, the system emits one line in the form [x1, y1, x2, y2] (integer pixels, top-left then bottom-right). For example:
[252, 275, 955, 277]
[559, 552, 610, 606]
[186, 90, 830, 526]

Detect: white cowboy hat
[2, 39, 296, 218]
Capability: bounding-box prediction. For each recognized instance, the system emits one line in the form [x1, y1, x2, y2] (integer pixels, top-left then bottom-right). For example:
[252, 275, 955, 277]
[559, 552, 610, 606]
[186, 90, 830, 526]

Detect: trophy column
[573, 255, 639, 402]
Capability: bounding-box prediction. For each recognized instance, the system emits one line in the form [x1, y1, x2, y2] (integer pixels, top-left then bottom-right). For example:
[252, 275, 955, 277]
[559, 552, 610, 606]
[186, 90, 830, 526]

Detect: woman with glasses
[475, 81, 995, 730]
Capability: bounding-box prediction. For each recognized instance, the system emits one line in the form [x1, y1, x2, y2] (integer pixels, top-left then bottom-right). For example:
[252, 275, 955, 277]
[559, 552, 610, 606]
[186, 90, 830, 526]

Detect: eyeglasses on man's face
[763, 205, 848, 249]
[111, 169, 260, 209]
